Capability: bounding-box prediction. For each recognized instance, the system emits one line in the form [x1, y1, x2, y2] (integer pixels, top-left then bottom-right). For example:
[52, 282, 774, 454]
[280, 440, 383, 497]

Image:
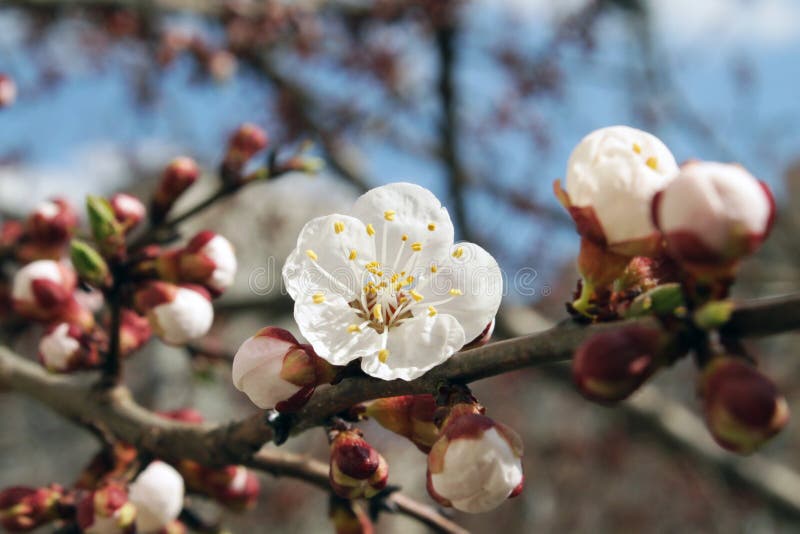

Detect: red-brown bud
[119, 309, 152, 356]
[11, 260, 79, 322]
[26, 198, 78, 245]
[365, 394, 439, 453]
[700, 357, 789, 454]
[329, 429, 389, 499]
[222, 123, 268, 179]
[151, 157, 200, 222]
[75, 442, 139, 491]
[77, 481, 136, 534]
[0, 484, 62, 532]
[572, 325, 664, 403]
[110, 193, 146, 232]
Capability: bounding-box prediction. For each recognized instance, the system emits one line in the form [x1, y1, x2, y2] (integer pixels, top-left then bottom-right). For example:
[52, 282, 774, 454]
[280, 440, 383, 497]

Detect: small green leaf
[86, 195, 124, 255]
[694, 300, 734, 330]
[70, 239, 109, 286]
[626, 283, 686, 318]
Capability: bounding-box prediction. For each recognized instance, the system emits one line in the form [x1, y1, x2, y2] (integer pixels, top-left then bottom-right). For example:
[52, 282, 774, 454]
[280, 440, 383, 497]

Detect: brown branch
[248, 449, 468, 534]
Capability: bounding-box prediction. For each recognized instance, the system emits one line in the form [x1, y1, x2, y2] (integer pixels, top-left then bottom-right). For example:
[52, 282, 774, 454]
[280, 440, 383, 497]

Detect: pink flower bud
[556, 125, 678, 257]
[178, 231, 237, 296]
[0, 74, 16, 108]
[222, 124, 268, 179]
[38, 322, 99, 373]
[427, 405, 524, 513]
[110, 193, 146, 232]
[134, 282, 213, 346]
[572, 325, 663, 403]
[119, 309, 152, 356]
[76, 482, 136, 534]
[329, 497, 374, 534]
[128, 461, 185, 533]
[329, 429, 389, 500]
[232, 326, 338, 412]
[365, 394, 439, 453]
[11, 260, 77, 321]
[701, 358, 789, 454]
[0, 484, 62, 532]
[182, 463, 260, 511]
[26, 198, 78, 245]
[151, 157, 200, 222]
[653, 161, 775, 275]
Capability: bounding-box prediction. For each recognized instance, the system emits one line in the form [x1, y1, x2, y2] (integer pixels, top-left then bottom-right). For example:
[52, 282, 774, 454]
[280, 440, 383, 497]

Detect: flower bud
[232, 326, 338, 412]
[38, 322, 100, 373]
[128, 461, 185, 533]
[222, 123, 268, 179]
[0, 74, 16, 108]
[134, 282, 213, 346]
[110, 193, 146, 232]
[86, 195, 125, 257]
[329, 497, 374, 534]
[0, 484, 62, 532]
[329, 429, 389, 499]
[653, 161, 774, 276]
[365, 394, 439, 453]
[26, 198, 78, 245]
[76, 482, 136, 534]
[70, 240, 110, 287]
[556, 125, 678, 257]
[151, 157, 200, 222]
[11, 260, 77, 321]
[119, 309, 152, 356]
[178, 231, 237, 296]
[179, 463, 260, 511]
[572, 325, 664, 403]
[700, 357, 789, 454]
[427, 404, 524, 513]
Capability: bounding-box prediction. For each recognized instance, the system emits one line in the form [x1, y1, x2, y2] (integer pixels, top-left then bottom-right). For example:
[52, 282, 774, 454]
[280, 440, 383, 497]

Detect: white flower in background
[653, 161, 774, 268]
[556, 125, 679, 256]
[282, 182, 502, 381]
[427, 406, 524, 513]
[128, 461, 184, 533]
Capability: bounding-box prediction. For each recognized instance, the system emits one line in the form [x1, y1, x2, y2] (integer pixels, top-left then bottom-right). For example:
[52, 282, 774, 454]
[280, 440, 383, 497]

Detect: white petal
[360, 314, 465, 381]
[349, 182, 455, 269]
[422, 242, 502, 343]
[282, 214, 376, 301]
[152, 288, 213, 345]
[431, 428, 523, 514]
[129, 461, 184, 533]
[202, 235, 237, 291]
[39, 323, 79, 371]
[294, 292, 382, 366]
[12, 260, 64, 302]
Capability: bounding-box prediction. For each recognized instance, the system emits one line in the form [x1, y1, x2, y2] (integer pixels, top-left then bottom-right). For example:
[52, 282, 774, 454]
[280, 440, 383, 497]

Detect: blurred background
[2, 0, 800, 532]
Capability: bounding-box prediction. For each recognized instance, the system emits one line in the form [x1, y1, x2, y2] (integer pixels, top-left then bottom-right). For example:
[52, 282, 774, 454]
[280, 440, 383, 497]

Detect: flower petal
[349, 183, 454, 271]
[422, 242, 502, 343]
[283, 214, 376, 301]
[360, 314, 465, 381]
[294, 292, 382, 366]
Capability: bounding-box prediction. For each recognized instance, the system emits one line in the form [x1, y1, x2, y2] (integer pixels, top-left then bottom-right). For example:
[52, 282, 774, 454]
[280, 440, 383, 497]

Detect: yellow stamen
[348, 249, 357, 260]
[306, 249, 318, 261]
[449, 288, 463, 296]
[378, 349, 389, 363]
[347, 324, 361, 333]
[366, 224, 375, 236]
[401, 234, 408, 241]
[646, 156, 658, 170]
[632, 143, 642, 154]
[430, 264, 438, 273]
[411, 242, 422, 252]
[365, 261, 380, 270]
[398, 295, 408, 303]
[333, 221, 345, 234]
[452, 246, 464, 259]
[372, 304, 382, 321]
[391, 273, 399, 283]
[312, 292, 325, 304]
[428, 306, 437, 317]
[427, 223, 436, 231]
[384, 210, 396, 221]
[410, 290, 424, 302]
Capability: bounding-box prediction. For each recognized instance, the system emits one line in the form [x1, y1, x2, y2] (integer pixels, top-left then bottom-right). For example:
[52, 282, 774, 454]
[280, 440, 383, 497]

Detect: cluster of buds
[220, 123, 269, 182]
[0, 484, 63, 532]
[364, 394, 439, 452]
[232, 327, 338, 412]
[700, 357, 789, 454]
[159, 409, 261, 510]
[0, 73, 16, 108]
[572, 325, 666, 403]
[426, 403, 524, 514]
[134, 281, 214, 346]
[555, 125, 774, 315]
[153, 230, 238, 296]
[328, 428, 389, 499]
